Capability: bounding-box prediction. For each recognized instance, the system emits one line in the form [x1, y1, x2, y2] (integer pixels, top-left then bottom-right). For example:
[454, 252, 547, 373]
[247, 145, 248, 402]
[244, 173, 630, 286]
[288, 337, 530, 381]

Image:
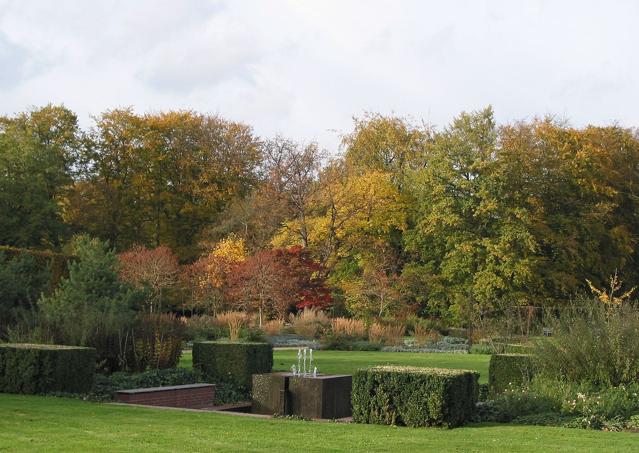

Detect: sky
[1, 0, 638, 151]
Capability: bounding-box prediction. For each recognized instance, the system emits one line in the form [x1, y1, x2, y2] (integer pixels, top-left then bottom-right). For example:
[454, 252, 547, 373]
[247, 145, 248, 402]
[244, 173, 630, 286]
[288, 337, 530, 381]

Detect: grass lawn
[0, 394, 636, 452]
[180, 349, 491, 383]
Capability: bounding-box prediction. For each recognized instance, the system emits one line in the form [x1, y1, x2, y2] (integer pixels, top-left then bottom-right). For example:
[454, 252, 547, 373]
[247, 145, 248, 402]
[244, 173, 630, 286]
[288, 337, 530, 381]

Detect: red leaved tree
[118, 245, 179, 313]
[226, 250, 296, 326]
[226, 247, 333, 325]
[272, 246, 333, 310]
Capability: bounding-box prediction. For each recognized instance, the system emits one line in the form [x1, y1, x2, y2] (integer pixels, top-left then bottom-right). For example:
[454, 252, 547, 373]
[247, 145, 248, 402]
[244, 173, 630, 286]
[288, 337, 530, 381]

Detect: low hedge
[86, 368, 200, 401]
[192, 341, 272, 390]
[488, 353, 534, 397]
[352, 366, 479, 428]
[0, 343, 95, 394]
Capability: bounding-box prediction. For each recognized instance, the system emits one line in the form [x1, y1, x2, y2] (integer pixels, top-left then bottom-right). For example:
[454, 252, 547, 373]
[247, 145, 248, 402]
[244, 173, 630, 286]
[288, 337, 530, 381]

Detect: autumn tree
[207, 189, 289, 251]
[272, 163, 406, 269]
[343, 266, 400, 318]
[261, 137, 324, 248]
[342, 112, 429, 189]
[226, 250, 296, 326]
[182, 235, 247, 315]
[4, 102, 639, 324]
[272, 246, 333, 310]
[496, 120, 639, 300]
[69, 110, 261, 259]
[118, 245, 180, 313]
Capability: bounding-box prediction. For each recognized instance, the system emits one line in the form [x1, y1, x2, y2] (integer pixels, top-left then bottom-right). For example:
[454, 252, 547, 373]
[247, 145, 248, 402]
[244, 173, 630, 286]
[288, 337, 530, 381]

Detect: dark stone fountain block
[289, 374, 352, 419]
[251, 372, 290, 415]
[251, 373, 352, 419]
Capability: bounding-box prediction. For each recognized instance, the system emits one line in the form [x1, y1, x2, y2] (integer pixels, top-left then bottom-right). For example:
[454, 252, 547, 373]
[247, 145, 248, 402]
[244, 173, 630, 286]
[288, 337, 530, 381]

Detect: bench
[115, 383, 215, 409]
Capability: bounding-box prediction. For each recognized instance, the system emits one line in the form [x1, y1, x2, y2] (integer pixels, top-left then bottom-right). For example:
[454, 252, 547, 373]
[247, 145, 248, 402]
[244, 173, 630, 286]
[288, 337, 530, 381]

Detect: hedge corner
[192, 341, 273, 390]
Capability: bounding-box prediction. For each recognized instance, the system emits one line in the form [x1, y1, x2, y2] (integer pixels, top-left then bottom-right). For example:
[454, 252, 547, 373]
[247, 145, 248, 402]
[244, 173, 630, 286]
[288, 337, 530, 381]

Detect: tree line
[2, 104, 638, 322]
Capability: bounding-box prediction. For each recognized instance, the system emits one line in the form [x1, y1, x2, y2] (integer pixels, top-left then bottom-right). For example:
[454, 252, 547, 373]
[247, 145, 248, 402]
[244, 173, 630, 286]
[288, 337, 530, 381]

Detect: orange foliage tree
[181, 235, 247, 315]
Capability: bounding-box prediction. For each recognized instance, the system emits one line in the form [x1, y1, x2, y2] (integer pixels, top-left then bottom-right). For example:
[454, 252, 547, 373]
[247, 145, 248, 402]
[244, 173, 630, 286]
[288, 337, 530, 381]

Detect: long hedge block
[488, 353, 534, 397]
[192, 341, 272, 389]
[352, 366, 479, 428]
[0, 343, 95, 394]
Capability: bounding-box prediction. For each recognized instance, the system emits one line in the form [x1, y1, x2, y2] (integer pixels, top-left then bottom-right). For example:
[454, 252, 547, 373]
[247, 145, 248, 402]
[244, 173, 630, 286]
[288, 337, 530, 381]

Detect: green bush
[182, 315, 223, 341]
[478, 383, 489, 401]
[38, 236, 142, 372]
[47, 367, 202, 402]
[88, 368, 200, 401]
[241, 326, 266, 343]
[489, 378, 639, 428]
[469, 343, 495, 354]
[535, 300, 639, 387]
[0, 247, 74, 339]
[503, 343, 533, 354]
[0, 343, 95, 394]
[127, 313, 185, 372]
[488, 354, 534, 396]
[0, 246, 73, 289]
[352, 366, 479, 428]
[320, 334, 381, 351]
[490, 386, 558, 422]
[192, 341, 272, 390]
[558, 381, 639, 422]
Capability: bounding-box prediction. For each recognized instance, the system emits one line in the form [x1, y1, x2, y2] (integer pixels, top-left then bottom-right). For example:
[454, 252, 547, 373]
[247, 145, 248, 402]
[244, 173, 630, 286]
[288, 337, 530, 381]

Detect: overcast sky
[1, 0, 637, 151]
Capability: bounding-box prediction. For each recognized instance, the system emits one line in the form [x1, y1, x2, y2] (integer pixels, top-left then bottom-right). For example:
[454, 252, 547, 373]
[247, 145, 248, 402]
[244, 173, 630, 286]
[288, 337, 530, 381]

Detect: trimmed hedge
[0, 245, 74, 289]
[192, 341, 272, 390]
[352, 366, 479, 428]
[488, 353, 534, 397]
[0, 343, 95, 394]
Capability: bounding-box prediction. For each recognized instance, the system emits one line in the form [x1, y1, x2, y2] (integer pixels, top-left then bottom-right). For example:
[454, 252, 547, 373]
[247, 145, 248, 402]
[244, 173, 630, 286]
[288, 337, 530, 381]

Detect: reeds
[262, 318, 284, 336]
[216, 311, 249, 341]
[369, 322, 406, 346]
[331, 317, 367, 339]
[289, 308, 330, 339]
[414, 323, 440, 346]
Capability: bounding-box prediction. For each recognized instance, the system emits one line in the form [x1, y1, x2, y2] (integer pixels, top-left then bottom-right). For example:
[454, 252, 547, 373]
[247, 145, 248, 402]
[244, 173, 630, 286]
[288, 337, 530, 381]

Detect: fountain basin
[252, 372, 352, 419]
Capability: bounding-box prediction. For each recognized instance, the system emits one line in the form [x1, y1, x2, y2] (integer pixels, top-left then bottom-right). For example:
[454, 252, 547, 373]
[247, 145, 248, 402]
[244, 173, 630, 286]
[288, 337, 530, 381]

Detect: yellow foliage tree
[211, 234, 247, 262]
[183, 235, 247, 314]
[272, 168, 407, 269]
[587, 271, 636, 309]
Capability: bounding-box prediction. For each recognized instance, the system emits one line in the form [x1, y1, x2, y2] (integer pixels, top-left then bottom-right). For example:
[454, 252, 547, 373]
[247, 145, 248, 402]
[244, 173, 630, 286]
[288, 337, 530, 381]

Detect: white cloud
[1, 0, 638, 151]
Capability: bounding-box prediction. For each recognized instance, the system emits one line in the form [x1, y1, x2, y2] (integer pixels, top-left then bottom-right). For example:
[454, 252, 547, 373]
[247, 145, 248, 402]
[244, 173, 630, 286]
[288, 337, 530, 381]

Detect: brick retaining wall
[115, 383, 215, 409]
